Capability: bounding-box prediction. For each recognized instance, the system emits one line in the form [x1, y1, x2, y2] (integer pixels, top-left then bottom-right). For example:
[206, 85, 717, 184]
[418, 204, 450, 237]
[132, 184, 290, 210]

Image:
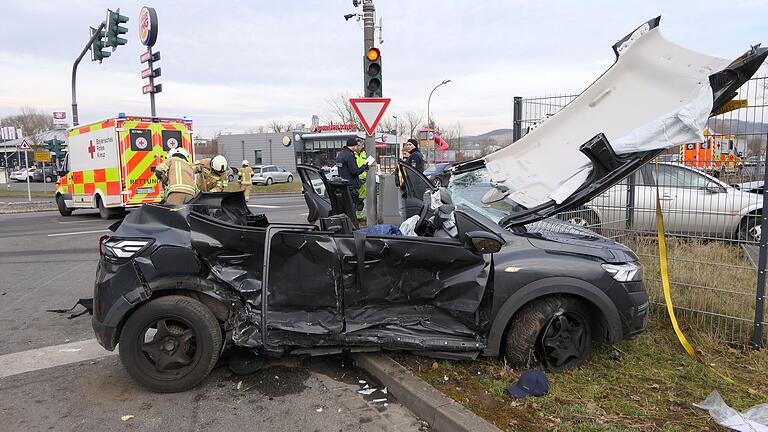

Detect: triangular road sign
[350, 98, 391, 136]
[17, 139, 32, 150]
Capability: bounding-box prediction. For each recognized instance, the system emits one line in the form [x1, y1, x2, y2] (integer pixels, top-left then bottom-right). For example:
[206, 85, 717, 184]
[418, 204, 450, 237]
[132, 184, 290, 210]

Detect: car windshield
[447, 167, 525, 224]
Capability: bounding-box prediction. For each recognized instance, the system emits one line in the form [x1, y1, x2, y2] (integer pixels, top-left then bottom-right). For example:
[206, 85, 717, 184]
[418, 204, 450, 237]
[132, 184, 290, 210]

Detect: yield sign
[350, 98, 391, 136]
[17, 139, 32, 150]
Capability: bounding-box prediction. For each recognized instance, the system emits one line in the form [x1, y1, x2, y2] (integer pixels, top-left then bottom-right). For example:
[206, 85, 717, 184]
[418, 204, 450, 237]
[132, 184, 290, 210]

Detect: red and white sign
[311, 124, 356, 132]
[349, 98, 391, 136]
[138, 7, 158, 47]
[17, 139, 32, 150]
[141, 67, 153, 79]
[140, 51, 151, 63]
[52, 111, 67, 125]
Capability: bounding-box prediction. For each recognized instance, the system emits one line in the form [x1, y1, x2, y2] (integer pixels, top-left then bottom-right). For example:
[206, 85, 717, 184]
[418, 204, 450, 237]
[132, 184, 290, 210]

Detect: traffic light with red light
[364, 47, 382, 97]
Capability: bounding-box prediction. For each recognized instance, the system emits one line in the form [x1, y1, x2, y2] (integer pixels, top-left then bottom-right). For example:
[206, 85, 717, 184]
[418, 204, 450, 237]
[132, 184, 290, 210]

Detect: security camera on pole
[138, 6, 162, 117]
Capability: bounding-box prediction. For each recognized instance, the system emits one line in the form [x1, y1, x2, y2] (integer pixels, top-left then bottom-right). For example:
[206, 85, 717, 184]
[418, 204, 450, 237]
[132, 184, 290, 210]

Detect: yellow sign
[713, 99, 748, 117]
[34, 151, 51, 162]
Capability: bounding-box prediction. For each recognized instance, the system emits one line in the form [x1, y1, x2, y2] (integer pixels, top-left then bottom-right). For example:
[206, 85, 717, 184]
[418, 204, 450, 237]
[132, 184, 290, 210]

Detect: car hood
[523, 218, 639, 263]
[453, 17, 767, 229]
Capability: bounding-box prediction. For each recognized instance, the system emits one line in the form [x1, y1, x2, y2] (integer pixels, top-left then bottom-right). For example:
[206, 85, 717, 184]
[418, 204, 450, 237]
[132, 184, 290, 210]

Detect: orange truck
[55, 114, 194, 218]
[679, 130, 742, 177]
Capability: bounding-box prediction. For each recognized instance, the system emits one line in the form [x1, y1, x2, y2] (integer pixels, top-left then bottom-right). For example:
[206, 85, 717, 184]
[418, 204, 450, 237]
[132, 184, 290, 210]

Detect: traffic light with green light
[43, 138, 63, 157]
[105, 8, 129, 49]
[90, 27, 111, 62]
[364, 48, 382, 97]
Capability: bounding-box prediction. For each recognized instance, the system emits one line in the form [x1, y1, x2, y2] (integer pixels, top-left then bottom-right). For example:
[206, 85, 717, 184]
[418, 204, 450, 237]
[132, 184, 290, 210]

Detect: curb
[353, 353, 501, 432]
[0, 202, 57, 214]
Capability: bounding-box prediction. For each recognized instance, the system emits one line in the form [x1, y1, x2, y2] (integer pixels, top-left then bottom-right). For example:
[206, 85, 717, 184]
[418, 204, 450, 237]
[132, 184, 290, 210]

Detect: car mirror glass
[465, 231, 503, 254]
[705, 182, 722, 193]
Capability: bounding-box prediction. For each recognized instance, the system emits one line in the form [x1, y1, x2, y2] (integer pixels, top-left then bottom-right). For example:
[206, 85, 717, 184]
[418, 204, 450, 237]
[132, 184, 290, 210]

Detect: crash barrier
[514, 75, 768, 347]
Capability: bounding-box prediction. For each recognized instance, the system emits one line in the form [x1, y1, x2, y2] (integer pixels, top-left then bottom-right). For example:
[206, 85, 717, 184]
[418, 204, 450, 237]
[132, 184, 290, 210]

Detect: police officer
[404, 138, 425, 173]
[336, 137, 370, 210]
[238, 159, 254, 201]
[195, 155, 228, 192]
[156, 147, 196, 205]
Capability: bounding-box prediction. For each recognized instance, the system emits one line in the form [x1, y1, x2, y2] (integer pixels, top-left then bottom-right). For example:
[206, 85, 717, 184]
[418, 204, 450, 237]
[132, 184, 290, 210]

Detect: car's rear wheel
[738, 214, 761, 243]
[56, 194, 73, 216]
[504, 296, 592, 372]
[119, 295, 222, 393]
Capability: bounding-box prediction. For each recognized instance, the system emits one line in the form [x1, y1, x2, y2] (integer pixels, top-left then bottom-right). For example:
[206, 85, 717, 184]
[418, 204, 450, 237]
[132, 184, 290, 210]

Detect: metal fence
[513, 76, 768, 346]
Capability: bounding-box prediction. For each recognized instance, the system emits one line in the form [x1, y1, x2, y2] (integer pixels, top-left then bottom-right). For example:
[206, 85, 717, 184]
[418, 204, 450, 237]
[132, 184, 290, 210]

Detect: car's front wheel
[56, 194, 73, 216]
[738, 214, 761, 243]
[287, 175, 293, 183]
[119, 295, 222, 393]
[266, 177, 273, 185]
[505, 296, 592, 372]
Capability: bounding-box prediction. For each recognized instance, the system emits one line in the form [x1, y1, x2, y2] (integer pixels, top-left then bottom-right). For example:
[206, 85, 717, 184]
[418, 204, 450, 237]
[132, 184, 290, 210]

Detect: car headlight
[602, 261, 643, 282]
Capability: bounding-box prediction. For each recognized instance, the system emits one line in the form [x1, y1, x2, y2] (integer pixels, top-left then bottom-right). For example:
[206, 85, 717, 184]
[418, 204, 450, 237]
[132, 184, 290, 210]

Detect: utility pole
[362, 0, 377, 224]
[71, 21, 106, 126]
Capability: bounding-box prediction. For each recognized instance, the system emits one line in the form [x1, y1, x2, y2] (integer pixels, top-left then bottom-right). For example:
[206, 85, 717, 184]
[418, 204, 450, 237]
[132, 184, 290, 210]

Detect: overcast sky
[0, 0, 766, 137]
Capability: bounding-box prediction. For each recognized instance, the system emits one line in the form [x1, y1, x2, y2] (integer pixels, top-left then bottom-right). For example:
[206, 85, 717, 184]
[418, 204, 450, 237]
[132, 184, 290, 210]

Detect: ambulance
[55, 114, 194, 218]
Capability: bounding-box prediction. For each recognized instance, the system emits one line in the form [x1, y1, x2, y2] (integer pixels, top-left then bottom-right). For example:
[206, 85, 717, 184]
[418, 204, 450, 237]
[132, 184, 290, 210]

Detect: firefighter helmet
[242, 159, 249, 167]
[211, 155, 228, 173]
[167, 147, 190, 161]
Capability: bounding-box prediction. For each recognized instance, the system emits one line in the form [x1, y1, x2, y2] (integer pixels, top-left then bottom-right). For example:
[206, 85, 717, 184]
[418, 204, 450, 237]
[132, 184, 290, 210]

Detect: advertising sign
[52, 111, 67, 125]
[138, 6, 158, 47]
[34, 151, 51, 162]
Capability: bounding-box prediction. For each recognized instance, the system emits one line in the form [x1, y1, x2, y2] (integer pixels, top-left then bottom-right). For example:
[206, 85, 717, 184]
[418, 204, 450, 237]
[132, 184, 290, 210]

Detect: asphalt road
[0, 196, 422, 431]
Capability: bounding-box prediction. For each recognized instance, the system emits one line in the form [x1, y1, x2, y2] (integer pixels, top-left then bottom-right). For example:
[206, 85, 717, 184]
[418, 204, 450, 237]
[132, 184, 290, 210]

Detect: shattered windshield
[447, 168, 525, 224]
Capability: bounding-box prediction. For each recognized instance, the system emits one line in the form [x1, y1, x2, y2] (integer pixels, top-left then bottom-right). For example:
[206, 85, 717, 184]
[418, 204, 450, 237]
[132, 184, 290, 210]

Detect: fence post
[751, 133, 768, 348]
[626, 170, 636, 232]
[513, 96, 523, 142]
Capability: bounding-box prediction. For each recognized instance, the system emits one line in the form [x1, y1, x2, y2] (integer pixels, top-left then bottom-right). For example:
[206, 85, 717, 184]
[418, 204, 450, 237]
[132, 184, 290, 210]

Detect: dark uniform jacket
[336, 146, 368, 189]
[406, 148, 425, 173]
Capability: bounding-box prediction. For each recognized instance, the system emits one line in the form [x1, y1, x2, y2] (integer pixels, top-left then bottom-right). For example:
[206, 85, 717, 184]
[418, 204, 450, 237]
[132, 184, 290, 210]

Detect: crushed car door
[333, 230, 491, 352]
[297, 165, 332, 223]
[399, 160, 436, 218]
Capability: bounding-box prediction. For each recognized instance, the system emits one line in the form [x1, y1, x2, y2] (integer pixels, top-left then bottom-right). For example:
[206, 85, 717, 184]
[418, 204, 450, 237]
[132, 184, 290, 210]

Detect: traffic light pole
[363, 0, 377, 224]
[71, 21, 106, 127]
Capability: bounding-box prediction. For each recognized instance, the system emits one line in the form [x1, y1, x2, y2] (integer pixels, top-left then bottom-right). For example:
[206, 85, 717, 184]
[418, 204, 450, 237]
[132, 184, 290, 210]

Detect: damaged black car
[91, 18, 767, 392]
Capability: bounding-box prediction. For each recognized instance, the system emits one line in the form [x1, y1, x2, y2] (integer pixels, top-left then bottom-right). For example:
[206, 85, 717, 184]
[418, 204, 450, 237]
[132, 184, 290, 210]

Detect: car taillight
[99, 235, 110, 257]
[100, 238, 153, 261]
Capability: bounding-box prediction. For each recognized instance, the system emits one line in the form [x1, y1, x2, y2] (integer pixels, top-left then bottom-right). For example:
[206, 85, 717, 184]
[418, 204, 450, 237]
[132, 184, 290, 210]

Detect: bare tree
[267, 120, 292, 133]
[0, 107, 54, 146]
[325, 92, 363, 129]
[403, 111, 424, 139]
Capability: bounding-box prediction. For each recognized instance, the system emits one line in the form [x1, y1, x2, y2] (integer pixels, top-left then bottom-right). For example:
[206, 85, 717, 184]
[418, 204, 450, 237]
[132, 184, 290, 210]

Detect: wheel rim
[540, 313, 588, 368]
[433, 178, 441, 187]
[567, 216, 590, 227]
[135, 317, 200, 381]
[267, 178, 272, 185]
[748, 224, 761, 242]
[288, 176, 292, 182]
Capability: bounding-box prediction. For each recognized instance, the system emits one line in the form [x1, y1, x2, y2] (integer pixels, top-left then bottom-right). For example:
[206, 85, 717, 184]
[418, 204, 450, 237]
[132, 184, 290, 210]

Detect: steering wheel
[413, 203, 431, 236]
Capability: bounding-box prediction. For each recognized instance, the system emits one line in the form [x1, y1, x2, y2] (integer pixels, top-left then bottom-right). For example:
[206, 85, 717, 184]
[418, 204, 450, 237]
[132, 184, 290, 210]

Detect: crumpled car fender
[483, 277, 623, 357]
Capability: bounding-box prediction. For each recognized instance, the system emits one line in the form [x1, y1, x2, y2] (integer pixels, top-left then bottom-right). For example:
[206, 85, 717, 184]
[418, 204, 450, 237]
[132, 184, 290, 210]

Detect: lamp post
[427, 79, 451, 130]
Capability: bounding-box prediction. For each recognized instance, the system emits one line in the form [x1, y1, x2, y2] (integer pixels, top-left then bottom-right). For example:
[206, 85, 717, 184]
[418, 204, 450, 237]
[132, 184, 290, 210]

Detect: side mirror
[465, 231, 504, 254]
[705, 182, 723, 194]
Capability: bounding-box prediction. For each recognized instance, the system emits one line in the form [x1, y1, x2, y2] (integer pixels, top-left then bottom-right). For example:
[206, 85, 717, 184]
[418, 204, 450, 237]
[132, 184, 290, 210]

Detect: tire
[97, 196, 110, 219]
[432, 177, 442, 187]
[504, 295, 593, 372]
[118, 295, 222, 393]
[557, 208, 600, 231]
[56, 194, 73, 216]
[738, 214, 761, 243]
[287, 175, 293, 183]
[45, 176, 53, 183]
[266, 177, 273, 186]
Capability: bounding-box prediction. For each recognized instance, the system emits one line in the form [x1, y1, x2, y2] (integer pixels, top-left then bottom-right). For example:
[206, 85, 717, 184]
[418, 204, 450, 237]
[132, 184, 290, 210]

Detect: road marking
[248, 204, 282, 209]
[47, 229, 110, 237]
[0, 339, 114, 379]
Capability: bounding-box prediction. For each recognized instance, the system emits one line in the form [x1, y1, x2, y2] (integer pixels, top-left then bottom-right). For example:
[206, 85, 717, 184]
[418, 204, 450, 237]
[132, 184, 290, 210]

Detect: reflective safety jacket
[156, 156, 196, 196]
[239, 166, 254, 185]
[354, 150, 368, 180]
[194, 158, 228, 193]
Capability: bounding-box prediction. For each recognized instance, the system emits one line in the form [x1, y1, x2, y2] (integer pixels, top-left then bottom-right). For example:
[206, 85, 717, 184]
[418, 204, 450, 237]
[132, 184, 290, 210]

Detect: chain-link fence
[513, 76, 768, 346]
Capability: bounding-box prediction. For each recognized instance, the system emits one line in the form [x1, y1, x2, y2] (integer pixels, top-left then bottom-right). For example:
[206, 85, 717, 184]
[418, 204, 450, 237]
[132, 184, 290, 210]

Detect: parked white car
[251, 165, 293, 185]
[10, 167, 35, 181]
[560, 162, 763, 241]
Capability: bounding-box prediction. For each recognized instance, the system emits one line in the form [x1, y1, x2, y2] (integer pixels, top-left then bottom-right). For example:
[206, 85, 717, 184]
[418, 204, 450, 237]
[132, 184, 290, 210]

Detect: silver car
[251, 165, 293, 185]
[561, 162, 763, 241]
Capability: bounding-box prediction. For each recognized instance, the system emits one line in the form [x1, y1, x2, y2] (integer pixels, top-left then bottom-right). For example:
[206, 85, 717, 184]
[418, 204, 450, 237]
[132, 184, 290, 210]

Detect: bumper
[619, 282, 649, 339]
[91, 258, 146, 350]
[92, 316, 119, 351]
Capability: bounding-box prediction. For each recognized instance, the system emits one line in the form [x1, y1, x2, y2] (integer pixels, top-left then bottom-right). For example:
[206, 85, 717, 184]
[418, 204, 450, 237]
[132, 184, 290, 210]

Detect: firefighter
[155, 147, 196, 205]
[195, 155, 228, 192]
[238, 159, 254, 201]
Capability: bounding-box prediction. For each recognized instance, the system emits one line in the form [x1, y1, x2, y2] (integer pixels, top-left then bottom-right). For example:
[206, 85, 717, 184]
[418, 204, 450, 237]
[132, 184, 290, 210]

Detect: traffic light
[90, 27, 111, 62]
[43, 138, 63, 157]
[105, 8, 129, 49]
[364, 47, 382, 97]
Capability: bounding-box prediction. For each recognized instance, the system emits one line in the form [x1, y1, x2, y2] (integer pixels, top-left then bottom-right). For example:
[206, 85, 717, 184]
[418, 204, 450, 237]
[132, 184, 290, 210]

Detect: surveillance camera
[344, 13, 355, 21]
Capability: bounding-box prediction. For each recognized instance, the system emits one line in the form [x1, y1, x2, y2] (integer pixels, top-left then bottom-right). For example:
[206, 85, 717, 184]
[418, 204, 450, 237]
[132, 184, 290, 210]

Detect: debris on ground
[694, 390, 768, 432]
[120, 415, 134, 421]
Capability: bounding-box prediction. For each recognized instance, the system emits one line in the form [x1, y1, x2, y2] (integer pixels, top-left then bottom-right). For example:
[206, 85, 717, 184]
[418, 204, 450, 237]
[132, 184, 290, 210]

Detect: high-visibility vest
[355, 150, 367, 179]
[239, 166, 254, 185]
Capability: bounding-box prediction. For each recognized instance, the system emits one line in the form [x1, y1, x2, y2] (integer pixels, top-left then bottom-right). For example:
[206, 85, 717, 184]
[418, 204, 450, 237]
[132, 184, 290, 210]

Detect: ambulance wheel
[266, 177, 273, 185]
[56, 195, 73, 216]
[96, 196, 120, 220]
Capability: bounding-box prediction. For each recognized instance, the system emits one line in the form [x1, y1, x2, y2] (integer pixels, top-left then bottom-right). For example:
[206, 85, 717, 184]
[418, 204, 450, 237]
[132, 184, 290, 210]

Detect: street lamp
[427, 79, 451, 130]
